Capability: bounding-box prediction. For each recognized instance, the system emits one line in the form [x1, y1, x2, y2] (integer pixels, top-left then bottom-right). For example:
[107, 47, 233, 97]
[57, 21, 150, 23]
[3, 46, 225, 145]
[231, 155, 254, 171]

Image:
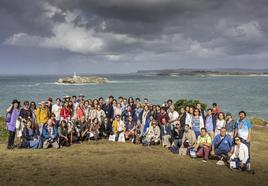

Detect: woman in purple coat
[6, 99, 20, 149]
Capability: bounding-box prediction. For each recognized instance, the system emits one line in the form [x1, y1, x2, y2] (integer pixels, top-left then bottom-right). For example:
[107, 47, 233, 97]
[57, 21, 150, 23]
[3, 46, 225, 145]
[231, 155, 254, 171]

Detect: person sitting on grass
[124, 116, 136, 142]
[211, 127, 233, 165]
[230, 136, 249, 171]
[21, 119, 41, 149]
[194, 128, 212, 162]
[179, 124, 196, 155]
[41, 119, 59, 149]
[160, 117, 172, 149]
[89, 117, 100, 140]
[99, 117, 112, 139]
[143, 120, 160, 146]
[171, 120, 183, 149]
[58, 120, 70, 147]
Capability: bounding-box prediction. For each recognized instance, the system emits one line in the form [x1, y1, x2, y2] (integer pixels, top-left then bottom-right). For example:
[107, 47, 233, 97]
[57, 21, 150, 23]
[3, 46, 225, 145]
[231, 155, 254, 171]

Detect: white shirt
[168, 111, 179, 124]
[52, 104, 62, 121]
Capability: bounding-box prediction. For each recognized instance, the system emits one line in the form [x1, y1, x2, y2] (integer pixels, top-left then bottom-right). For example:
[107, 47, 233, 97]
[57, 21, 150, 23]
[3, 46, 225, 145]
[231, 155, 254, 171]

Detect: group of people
[5, 95, 252, 171]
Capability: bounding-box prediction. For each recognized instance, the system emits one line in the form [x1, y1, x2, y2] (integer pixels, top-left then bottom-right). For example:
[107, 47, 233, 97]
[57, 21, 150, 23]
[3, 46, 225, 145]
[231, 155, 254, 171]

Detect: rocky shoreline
[58, 76, 108, 84]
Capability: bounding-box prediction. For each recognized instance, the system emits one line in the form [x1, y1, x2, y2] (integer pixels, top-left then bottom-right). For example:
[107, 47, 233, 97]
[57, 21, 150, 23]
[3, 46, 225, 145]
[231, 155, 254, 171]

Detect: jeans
[8, 130, 16, 147]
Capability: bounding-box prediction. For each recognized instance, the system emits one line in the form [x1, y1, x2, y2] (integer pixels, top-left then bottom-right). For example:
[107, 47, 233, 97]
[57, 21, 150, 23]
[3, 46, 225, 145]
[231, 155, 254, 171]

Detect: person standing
[234, 111, 252, 168]
[6, 100, 20, 149]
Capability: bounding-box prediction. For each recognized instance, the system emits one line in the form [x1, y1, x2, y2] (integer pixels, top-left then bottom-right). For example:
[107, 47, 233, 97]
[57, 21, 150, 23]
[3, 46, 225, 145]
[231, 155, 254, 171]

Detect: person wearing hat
[6, 99, 21, 149]
[143, 120, 160, 146]
[78, 94, 85, 103]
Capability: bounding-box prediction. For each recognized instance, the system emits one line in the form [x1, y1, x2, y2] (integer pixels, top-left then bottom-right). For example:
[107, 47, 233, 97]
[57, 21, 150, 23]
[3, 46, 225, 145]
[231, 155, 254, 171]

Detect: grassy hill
[0, 125, 268, 185]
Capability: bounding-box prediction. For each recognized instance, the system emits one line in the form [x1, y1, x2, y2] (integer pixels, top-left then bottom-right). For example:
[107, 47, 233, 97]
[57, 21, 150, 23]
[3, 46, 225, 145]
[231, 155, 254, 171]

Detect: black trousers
[8, 131, 16, 147]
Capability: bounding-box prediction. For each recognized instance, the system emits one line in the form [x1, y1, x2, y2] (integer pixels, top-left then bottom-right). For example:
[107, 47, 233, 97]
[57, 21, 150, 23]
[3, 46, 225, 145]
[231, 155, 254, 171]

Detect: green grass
[0, 127, 268, 186]
[0, 116, 268, 185]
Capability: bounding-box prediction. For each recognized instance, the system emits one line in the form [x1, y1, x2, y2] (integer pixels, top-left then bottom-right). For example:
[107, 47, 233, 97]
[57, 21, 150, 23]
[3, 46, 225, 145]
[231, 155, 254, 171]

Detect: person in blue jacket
[211, 127, 233, 164]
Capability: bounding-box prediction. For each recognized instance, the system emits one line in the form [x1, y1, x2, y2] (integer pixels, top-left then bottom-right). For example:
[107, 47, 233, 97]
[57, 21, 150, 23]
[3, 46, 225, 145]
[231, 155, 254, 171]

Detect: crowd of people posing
[5, 95, 252, 171]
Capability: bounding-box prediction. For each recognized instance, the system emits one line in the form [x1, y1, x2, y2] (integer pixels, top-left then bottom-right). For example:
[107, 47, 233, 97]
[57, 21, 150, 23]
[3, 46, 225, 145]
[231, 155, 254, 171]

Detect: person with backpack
[211, 127, 233, 165]
[6, 99, 20, 149]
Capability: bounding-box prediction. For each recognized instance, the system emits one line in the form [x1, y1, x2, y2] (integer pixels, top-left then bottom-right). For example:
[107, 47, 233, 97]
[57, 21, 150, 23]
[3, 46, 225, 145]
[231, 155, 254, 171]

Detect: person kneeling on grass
[41, 119, 59, 149]
[58, 120, 70, 147]
[21, 119, 41, 149]
[143, 120, 160, 146]
[193, 128, 212, 162]
[179, 124, 196, 155]
[211, 127, 233, 165]
[230, 136, 249, 171]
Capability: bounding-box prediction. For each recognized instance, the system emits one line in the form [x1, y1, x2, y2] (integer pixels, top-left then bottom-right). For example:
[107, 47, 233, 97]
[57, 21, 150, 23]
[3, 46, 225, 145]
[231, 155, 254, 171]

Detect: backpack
[5, 112, 12, 123]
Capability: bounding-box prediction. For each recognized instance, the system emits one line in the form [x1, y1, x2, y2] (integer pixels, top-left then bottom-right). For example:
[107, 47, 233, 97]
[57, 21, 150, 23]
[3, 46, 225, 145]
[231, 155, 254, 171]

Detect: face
[185, 106, 190, 112]
[116, 116, 120, 121]
[220, 129, 226, 136]
[25, 103, 30, 109]
[235, 138, 241, 145]
[201, 129, 206, 136]
[196, 104, 201, 109]
[152, 123, 156, 128]
[194, 109, 199, 116]
[175, 123, 180, 129]
[41, 102, 46, 108]
[14, 102, 19, 108]
[162, 118, 167, 124]
[184, 125, 189, 132]
[207, 110, 212, 115]
[72, 97, 77, 102]
[104, 118, 108, 123]
[189, 107, 194, 114]
[64, 102, 68, 107]
[56, 100, 61, 105]
[219, 113, 224, 120]
[47, 119, 53, 126]
[239, 113, 246, 120]
[26, 121, 32, 128]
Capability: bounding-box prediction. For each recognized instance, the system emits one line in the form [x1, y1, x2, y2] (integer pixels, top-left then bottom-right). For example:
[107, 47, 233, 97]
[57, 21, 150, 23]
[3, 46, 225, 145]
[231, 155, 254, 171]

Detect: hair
[239, 110, 247, 116]
[218, 112, 225, 119]
[23, 100, 30, 106]
[109, 96, 114, 99]
[72, 95, 77, 99]
[167, 99, 173, 103]
[200, 127, 207, 132]
[56, 98, 61, 102]
[135, 97, 140, 101]
[184, 124, 190, 127]
[212, 103, 217, 106]
[207, 108, 212, 112]
[12, 99, 21, 108]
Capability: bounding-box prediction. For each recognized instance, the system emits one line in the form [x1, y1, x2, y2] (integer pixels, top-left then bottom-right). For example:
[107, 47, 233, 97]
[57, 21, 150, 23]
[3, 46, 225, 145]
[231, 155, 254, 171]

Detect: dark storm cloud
[0, 0, 268, 74]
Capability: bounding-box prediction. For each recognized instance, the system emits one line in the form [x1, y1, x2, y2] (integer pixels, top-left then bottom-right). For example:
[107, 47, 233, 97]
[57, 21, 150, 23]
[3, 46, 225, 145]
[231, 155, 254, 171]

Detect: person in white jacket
[230, 136, 249, 171]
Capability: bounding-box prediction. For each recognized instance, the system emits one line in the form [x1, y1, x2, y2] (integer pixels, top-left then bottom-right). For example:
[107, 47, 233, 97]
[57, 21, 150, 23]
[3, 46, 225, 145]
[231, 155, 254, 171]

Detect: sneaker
[216, 160, 225, 166]
[202, 160, 207, 163]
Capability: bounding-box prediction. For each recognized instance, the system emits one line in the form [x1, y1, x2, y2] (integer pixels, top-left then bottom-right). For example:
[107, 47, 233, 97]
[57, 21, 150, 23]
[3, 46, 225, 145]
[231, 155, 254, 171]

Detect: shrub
[0, 117, 8, 141]
[174, 99, 207, 111]
[250, 117, 268, 126]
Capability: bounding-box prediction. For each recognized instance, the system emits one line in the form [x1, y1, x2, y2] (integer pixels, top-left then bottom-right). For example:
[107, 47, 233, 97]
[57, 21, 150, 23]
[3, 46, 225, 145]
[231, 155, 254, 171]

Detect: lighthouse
[73, 72, 77, 78]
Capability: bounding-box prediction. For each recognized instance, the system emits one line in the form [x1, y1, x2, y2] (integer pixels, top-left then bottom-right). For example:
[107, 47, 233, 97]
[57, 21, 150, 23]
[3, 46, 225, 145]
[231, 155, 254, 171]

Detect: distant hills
[136, 68, 268, 76]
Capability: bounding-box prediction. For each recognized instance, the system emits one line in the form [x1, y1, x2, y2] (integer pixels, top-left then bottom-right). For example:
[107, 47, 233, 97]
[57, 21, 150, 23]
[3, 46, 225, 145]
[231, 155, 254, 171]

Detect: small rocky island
[58, 73, 108, 84]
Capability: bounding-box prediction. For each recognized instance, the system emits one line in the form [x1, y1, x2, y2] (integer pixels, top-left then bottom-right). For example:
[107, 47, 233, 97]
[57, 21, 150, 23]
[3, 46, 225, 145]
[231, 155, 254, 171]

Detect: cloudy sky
[0, 0, 268, 75]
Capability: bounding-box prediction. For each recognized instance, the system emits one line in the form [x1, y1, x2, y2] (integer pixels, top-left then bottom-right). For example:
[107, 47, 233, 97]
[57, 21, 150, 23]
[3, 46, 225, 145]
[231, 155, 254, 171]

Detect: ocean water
[0, 74, 267, 119]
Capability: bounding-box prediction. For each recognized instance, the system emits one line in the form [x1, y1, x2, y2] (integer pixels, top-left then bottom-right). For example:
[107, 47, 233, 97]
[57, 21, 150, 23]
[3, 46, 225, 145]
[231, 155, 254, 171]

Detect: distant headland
[58, 72, 108, 84]
[136, 68, 268, 77]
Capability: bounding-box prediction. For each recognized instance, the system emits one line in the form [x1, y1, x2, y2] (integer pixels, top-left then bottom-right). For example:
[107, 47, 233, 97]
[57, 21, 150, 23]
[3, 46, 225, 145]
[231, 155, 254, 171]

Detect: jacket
[231, 143, 249, 164]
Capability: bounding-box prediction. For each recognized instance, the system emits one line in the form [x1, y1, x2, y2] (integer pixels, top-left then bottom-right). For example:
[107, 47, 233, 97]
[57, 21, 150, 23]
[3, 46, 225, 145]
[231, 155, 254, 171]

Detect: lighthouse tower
[73, 72, 77, 78]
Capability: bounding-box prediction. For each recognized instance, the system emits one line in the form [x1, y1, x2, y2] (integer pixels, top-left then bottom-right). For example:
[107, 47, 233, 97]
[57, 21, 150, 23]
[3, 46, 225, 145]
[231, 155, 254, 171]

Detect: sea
[0, 74, 267, 119]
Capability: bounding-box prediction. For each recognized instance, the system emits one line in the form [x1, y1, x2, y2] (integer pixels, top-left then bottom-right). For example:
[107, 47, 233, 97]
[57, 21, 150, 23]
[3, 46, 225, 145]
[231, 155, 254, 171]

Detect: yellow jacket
[112, 120, 119, 134]
[35, 107, 50, 125]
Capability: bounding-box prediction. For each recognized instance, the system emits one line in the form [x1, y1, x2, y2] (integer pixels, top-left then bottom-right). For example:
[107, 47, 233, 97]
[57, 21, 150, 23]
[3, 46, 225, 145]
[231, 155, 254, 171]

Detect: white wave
[45, 82, 98, 86]
[17, 83, 41, 87]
